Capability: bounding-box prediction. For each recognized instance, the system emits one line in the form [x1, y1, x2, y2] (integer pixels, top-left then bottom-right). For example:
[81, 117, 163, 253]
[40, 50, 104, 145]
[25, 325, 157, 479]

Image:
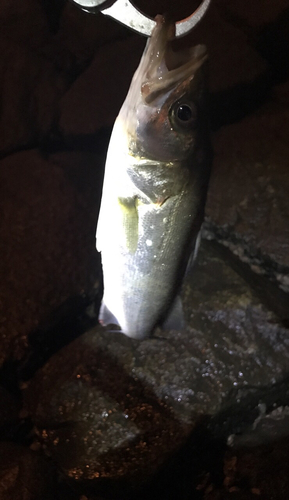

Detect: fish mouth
[139, 15, 207, 105]
[117, 14, 208, 163]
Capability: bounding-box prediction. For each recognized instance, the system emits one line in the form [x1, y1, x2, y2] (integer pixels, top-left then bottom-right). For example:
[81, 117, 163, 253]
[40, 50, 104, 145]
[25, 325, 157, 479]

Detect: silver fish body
[96, 16, 212, 339]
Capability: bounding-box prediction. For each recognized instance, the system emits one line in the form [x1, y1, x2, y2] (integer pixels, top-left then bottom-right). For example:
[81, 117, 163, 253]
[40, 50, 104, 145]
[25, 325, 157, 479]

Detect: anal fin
[99, 301, 120, 327]
[161, 295, 185, 332]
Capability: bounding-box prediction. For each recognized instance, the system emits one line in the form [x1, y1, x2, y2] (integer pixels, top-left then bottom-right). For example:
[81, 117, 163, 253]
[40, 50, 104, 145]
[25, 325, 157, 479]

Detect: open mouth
[140, 16, 207, 105]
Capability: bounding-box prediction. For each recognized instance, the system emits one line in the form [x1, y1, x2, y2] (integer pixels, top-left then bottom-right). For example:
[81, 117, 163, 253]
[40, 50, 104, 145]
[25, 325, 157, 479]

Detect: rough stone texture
[206, 81, 289, 288]
[55, 1, 130, 58]
[0, 0, 64, 154]
[59, 36, 146, 135]
[24, 241, 289, 488]
[0, 149, 101, 364]
[185, 3, 267, 93]
[200, 406, 289, 499]
[0, 38, 66, 154]
[0, 387, 20, 430]
[0, 442, 56, 500]
[0, 0, 129, 155]
[215, 0, 289, 28]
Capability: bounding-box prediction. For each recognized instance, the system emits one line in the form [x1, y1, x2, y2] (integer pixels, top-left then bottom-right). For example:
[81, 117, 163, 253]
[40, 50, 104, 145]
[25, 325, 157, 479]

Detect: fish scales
[96, 15, 212, 339]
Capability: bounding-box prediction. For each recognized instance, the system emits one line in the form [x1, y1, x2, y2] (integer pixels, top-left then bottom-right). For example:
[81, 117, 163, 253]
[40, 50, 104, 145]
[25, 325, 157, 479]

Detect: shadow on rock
[24, 340, 189, 495]
[257, 7, 289, 84]
[0, 290, 101, 398]
[211, 7, 289, 130]
[210, 72, 272, 130]
[134, 379, 289, 500]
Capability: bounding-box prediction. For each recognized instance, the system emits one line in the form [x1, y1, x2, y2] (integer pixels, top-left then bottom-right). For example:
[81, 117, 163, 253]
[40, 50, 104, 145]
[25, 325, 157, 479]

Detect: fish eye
[177, 104, 193, 122]
[171, 102, 197, 129]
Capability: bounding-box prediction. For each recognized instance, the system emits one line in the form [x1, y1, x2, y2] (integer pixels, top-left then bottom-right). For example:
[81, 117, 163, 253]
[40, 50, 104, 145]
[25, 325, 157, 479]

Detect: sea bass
[96, 16, 212, 339]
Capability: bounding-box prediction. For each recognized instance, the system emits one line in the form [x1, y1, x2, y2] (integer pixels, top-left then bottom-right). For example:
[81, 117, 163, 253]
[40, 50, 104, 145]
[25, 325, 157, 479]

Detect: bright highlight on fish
[96, 15, 212, 339]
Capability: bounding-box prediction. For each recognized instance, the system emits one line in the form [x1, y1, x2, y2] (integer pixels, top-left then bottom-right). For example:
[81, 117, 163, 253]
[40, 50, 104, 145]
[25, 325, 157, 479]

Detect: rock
[0, 0, 130, 155]
[228, 405, 289, 449]
[215, 0, 289, 28]
[0, 0, 67, 154]
[24, 241, 289, 490]
[0, 442, 56, 500]
[0, 387, 20, 431]
[180, 3, 267, 93]
[201, 406, 289, 499]
[0, 149, 101, 366]
[0, 38, 67, 154]
[205, 81, 289, 289]
[0, 1, 50, 49]
[59, 36, 146, 135]
[56, 1, 130, 60]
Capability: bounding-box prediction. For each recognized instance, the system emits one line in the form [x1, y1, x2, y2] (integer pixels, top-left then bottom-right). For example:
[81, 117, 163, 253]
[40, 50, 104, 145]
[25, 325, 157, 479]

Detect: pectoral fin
[184, 230, 202, 276]
[118, 197, 139, 253]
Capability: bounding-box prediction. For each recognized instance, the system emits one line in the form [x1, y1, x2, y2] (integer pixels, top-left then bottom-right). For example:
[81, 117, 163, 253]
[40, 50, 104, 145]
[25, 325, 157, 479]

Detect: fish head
[119, 15, 209, 164]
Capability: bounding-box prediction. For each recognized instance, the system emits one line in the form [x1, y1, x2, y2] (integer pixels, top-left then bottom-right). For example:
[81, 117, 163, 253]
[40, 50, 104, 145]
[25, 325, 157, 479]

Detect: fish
[96, 15, 212, 339]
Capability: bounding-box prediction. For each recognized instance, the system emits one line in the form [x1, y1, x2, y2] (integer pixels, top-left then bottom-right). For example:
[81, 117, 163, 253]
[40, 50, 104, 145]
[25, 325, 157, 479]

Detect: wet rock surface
[0, 0, 289, 498]
[206, 81, 289, 290]
[0, 442, 57, 500]
[202, 405, 289, 499]
[0, 387, 20, 431]
[22, 241, 289, 498]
